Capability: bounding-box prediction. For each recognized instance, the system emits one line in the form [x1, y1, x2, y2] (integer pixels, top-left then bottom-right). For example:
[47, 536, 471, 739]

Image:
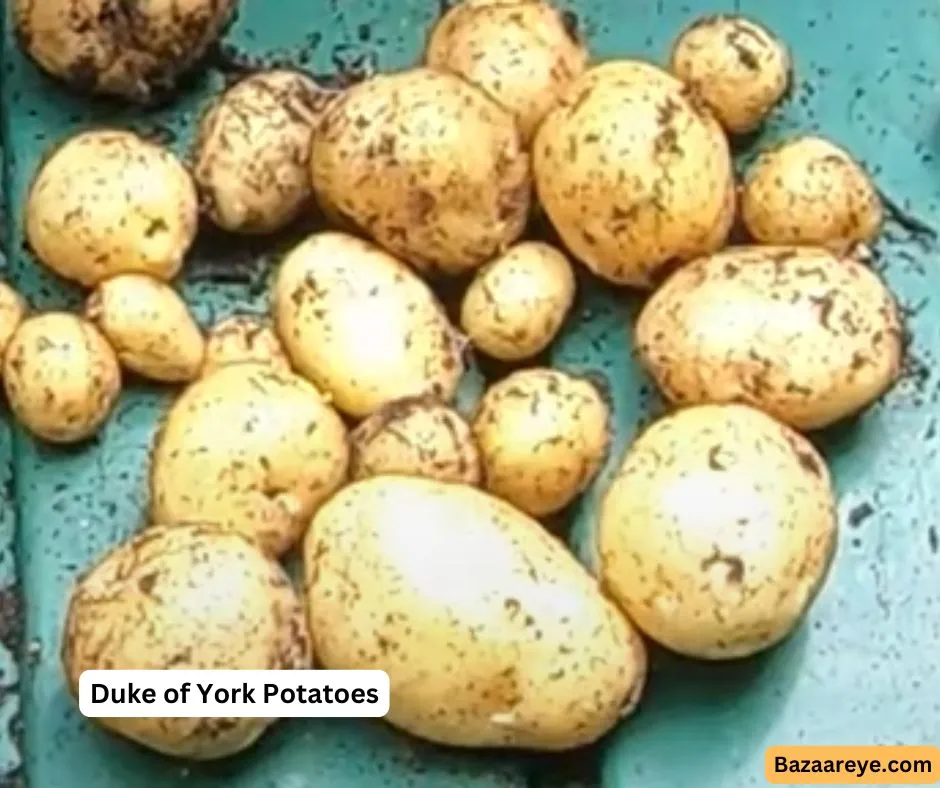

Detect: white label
[78, 670, 390, 718]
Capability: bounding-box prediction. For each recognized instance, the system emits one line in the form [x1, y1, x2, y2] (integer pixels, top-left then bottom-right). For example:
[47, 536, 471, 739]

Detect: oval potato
[201, 314, 291, 378]
[0, 283, 27, 361]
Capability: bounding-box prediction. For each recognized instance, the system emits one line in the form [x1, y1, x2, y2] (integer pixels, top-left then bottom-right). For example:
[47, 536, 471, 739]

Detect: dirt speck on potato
[201, 314, 291, 378]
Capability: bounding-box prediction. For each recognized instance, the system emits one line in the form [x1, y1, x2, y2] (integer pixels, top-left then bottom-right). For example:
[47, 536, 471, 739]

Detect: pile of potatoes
[2, 0, 902, 764]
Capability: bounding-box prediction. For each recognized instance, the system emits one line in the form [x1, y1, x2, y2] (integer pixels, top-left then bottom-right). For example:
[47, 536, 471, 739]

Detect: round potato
[472, 368, 609, 516]
[0, 283, 27, 362]
[4, 313, 121, 443]
[741, 136, 883, 252]
[461, 241, 575, 361]
[201, 314, 291, 378]
[26, 130, 198, 287]
[273, 232, 465, 419]
[62, 523, 310, 759]
[311, 67, 531, 276]
[635, 245, 903, 430]
[86, 274, 204, 383]
[305, 475, 646, 750]
[534, 60, 735, 288]
[669, 15, 791, 135]
[150, 362, 349, 556]
[598, 403, 837, 660]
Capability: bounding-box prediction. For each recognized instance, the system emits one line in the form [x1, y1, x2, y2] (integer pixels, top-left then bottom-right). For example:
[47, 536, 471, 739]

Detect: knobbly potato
[461, 241, 575, 361]
[273, 232, 465, 419]
[4, 313, 121, 443]
[534, 60, 735, 288]
[304, 475, 646, 749]
[150, 363, 349, 556]
[598, 403, 838, 660]
[311, 68, 531, 276]
[201, 314, 291, 378]
[26, 130, 198, 287]
[0, 284, 27, 362]
[741, 136, 883, 252]
[669, 15, 791, 135]
[62, 523, 310, 759]
[472, 368, 610, 516]
[350, 395, 482, 485]
[635, 245, 903, 430]
[86, 274, 204, 383]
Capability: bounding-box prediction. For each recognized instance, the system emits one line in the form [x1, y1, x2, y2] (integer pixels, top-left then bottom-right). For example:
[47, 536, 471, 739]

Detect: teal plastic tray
[1, 1, 939, 786]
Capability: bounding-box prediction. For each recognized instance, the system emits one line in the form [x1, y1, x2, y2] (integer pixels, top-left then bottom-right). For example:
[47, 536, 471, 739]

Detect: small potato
[4, 313, 121, 443]
[350, 395, 482, 485]
[150, 363, 349, 556]
[635, 245, 903, 430]
[741, 136, 883, 252]
[26, 130, 198, 287]
[305, 475, 646, 750]
[472, 368, 609, 516]
[62, 523, 311, 759]
[461, 241, 575, 361]
[273, 232, 465, 419]
[201, 314, 291, 378]
[0, 283, 27, 361]
[599, 403, 837, 660]
[86, 274, 204, 383]
[669, 15, 791, 135]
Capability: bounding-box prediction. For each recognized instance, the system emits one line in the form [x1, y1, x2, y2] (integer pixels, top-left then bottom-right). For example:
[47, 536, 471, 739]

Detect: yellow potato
[0, 283, 27, 362]
[201, 314, 291, 378]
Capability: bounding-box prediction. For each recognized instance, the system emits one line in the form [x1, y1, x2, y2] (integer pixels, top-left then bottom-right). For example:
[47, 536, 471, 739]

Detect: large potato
[635, 245, 903, 430]
[598, 404, 837, 660]
[311, 68, 531, 276]
[534, 60, 734, 288]
[62, 523, 311, 759]
[0, 283, 27, 362]
[304, 475, 646, 750]
[26, 130, 198, 287]
[150, 362, 349, 556]
[273, 232, 465, 418]
[201, 314, 291, 378]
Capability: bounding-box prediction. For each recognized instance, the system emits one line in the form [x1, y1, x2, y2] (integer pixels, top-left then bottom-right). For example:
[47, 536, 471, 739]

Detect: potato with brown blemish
[4, 313, 121, 443]
[599, 403, 837, 660]
[635, 245, 903, 430]
[0, 284, 27, 363]
[26, 130, 198, 287]
[472, 368, 610, 516]
[461, 241, 575, 361]
[201, 314, 291, 378]
[305, 475, 646, 749]
[311, 68, 531, 276]
[62, 523, 310, 759]
[150, 362, 349, 557]
[534, 60, 735, 289]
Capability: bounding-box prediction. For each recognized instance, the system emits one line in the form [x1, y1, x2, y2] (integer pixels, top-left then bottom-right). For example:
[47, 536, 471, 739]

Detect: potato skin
[150, 363, 349, 556]
[461, 242, 575, 361]
[62, 523, 311, 759]
[4, 313, 121, 443]
[273, 232, 465, 419]
[311, 68, 531, 276]
[534, 60, 734, 288]
[635, 245, 903, 430]
[304, 475, 646, 750]
[26, 130, 198, 287]
[472, 368, 610, 516]
[0, 284, 27, 362]
[599, 404, 837, 660]
[201, 314, 291, 378]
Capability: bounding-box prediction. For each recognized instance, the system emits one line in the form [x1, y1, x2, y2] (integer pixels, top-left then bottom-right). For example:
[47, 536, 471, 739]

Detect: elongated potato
[0, 284, 27, 362]
[304, 475, 646, 750]
[201, 314, 291, 378]
[635, 246, 903, 430]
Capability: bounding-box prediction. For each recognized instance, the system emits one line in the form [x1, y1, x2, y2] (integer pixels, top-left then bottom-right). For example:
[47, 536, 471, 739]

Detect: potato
[304, 475, 646, 749]
[350, 395, 481, 485]
[311, 68, 531, 276]
[460, 242, 575, 361]
[150, 362, 349, 556]
[472, 368, 609, 516]
[26, 130, 198, 287]
[425, 0, 588, 144]
[273, 232, 465, 419]
[4, 313, 121, 443]
[12, 0, 236, 102]
[669, 15, 791, 135]
[534, 60, 735, 288]
[741, 136, 883, 252]
[0, 283, 27, 362]
[202, 314, 291, 378]
[598, 403, 837, 660]
[86, 274, 204, 383]
[62, 523, 310, 759]
[635, 245, 903, 430]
